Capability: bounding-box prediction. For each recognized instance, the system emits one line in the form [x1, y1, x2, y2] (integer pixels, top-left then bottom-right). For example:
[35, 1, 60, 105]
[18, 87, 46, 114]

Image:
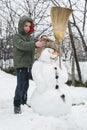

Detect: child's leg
[29, 68, 33, 80]
[14, 68, 23, 107]
[21, 68, 29, 105]
[14, 68, 29, 106]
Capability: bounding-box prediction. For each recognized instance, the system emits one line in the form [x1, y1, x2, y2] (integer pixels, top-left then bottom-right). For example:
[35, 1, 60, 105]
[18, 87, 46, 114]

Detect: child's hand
[35, 41, 46, 48]
[39, 37, 49, 42]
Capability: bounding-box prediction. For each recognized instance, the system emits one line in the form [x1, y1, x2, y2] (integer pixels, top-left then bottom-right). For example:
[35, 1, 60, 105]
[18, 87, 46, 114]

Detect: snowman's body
[30, 48, 71, 117]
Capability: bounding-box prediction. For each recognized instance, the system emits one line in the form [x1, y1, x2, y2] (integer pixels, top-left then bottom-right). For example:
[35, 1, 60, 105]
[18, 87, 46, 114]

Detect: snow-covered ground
[0, 69, 87, 130]
[64, 61, 87, 83]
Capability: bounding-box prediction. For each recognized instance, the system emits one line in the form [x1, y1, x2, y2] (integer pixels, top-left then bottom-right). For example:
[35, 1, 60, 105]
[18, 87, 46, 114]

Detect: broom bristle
[51, 7, 73, 43]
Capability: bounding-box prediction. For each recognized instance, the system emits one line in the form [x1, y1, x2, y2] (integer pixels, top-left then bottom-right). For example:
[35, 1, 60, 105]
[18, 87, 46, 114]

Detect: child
[13, 15, 45, 114]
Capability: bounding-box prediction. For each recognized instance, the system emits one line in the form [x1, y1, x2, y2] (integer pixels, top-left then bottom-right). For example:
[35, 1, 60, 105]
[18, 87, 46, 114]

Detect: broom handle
[59, 44, 62, 69]
[55, 40, 62, 69]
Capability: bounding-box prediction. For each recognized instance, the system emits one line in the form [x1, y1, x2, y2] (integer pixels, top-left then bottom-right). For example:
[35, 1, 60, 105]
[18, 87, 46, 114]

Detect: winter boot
[14, 106, 21, 114]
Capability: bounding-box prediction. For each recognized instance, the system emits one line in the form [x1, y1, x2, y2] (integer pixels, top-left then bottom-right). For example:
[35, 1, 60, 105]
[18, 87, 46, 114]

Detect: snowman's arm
[32, 61, 47, 93]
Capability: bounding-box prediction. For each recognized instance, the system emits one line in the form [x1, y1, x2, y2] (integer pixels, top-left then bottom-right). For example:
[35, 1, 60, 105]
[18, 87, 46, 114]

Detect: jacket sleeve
[13, 34, 35, 51]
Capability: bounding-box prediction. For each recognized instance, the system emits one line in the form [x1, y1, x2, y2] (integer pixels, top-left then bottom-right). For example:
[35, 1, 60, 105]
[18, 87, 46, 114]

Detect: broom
[50, 7, 73, 68]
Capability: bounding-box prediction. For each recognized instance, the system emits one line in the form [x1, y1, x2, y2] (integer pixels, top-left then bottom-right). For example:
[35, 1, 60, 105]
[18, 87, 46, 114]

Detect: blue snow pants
[14, 68, 31, 107]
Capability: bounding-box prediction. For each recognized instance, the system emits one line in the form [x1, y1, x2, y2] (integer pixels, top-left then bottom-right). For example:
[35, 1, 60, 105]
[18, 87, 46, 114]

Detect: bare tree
[68, 22, 82, 82]
[50, 0, 87, 83]
[68, 0, 87, 52]
[0, 0, 87, 79]
[0, 0, 53, 69]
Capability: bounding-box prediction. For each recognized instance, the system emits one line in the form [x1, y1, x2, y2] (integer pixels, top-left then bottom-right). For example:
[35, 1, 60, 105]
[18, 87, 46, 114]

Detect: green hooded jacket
[13, 15, 36, 68]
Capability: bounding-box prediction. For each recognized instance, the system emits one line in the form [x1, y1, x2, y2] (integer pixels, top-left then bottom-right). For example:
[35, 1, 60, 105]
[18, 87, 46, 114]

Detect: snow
[31, 48, 71, 117]
[75, 62, 87, 83]
[0, 59, 13, 69]
[0, 70, 87, 130]
[0, 54, 87, 129]
[65, 61, 87, 83]
[32, 48, 68, 93]
[30, 88, 72, 117]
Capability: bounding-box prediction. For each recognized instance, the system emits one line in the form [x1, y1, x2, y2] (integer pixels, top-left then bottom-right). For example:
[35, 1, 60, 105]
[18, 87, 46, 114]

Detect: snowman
[30, 47, 71, 117]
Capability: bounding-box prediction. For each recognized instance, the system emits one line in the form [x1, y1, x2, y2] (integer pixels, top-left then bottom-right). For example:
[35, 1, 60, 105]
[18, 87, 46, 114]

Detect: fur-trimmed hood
[18, 15, 34, 35]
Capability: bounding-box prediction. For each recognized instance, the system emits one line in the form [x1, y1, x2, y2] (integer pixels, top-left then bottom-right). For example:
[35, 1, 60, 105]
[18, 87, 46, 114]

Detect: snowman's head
[38, 48, 59, 63]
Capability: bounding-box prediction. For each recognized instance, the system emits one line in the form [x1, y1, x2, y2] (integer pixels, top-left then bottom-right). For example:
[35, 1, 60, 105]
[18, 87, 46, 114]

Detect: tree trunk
[72, 49, 75, 86]
[68, 22, 82, 82]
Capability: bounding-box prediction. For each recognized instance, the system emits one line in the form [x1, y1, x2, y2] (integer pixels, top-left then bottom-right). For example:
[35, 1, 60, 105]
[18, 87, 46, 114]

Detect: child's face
[23, 22, 31, 33]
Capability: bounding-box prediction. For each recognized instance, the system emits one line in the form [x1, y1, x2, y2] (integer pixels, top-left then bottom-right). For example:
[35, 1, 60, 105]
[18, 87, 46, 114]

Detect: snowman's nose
[52, 51, 59, 56]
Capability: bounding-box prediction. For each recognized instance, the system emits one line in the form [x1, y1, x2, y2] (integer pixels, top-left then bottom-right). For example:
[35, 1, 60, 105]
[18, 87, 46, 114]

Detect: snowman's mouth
[48, 49, 59, 61]
[50, 57, 57, 60]
[50, 55, 58, 61]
